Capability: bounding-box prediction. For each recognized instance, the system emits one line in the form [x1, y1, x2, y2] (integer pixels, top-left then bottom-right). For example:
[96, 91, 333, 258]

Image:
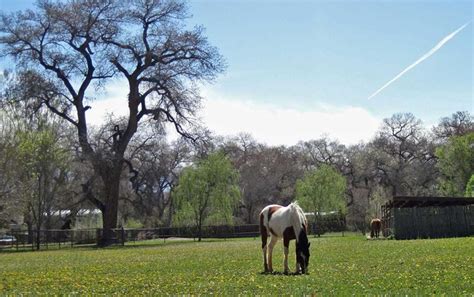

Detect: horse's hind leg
[268, 236, 278, 273]
[261, 232, 269, 272]
[260, 213, 269, 272]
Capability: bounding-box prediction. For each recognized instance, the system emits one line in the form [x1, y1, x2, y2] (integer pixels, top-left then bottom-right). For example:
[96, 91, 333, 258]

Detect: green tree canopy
[435, 132, 474, 196]
[173, 152, 240, 241]
[16, 127, 70, 249]
[296, 164, 346, 220]
[465, 174, 474, 198]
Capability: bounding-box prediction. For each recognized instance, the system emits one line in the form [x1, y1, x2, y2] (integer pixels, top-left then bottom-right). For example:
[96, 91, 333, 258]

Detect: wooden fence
[1, 225, 261, 251]
[1, 216, 347, 251]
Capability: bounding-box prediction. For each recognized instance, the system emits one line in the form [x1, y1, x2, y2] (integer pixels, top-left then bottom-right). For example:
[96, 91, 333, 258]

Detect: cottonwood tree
[296, 138, 346, 171]
[369, 113, 437, 196]
[0, 111, 22, 228]
[435, 132, 474, 196]
[16, 126, 70, 249]
[339, 144, 374, 231]
[240, 145, 303, 221]
[128, 137, 191, 227]
[173, 152, 240, 241]
[295, 164, 346, 235]
[0, 92, 78, 232]
[211, 136, 303, 223]
[0, 0, 223, 245]
[432, 111, 474, 141]
[465, 175, 474, 197]
[217, 135, 270, 224]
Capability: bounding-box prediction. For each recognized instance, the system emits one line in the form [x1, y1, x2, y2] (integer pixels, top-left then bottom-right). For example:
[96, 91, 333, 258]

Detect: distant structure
[382, 196, 474, 240]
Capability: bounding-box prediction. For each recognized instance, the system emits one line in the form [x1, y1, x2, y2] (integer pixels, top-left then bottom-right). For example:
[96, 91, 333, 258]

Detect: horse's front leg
[283, 238, 290, 274]
[295, 241, 302, 274]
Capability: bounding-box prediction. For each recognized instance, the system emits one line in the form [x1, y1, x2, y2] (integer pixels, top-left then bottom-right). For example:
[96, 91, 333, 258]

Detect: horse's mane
[288, 201, 307, 241]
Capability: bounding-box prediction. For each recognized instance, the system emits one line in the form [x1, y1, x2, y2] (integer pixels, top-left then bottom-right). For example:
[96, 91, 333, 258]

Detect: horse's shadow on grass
[260, 271, 308, 276]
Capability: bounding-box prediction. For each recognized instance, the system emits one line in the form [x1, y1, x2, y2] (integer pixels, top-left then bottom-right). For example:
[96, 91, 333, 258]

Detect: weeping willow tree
[173, 152, 240, 241]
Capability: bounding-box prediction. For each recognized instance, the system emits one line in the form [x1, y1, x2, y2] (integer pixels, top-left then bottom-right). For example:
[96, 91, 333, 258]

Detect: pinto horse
[370, 218, 382, 238]
[259, 202, 310, 274]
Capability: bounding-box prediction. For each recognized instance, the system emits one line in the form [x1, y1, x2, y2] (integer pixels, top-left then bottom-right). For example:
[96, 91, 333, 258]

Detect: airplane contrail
[368, 21, 471, 100]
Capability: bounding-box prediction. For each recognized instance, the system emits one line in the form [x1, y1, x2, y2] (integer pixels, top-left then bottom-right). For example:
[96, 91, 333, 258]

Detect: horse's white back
[261, 202, 306, 241]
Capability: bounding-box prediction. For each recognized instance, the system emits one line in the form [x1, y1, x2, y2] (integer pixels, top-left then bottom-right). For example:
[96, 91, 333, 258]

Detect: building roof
[384, 196, 474, 208]
[46, 209, 101, 217]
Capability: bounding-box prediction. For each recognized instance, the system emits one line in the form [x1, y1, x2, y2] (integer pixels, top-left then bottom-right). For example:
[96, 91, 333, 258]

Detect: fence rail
[1, 217, 347, 251]
[0, 225, 261, 251]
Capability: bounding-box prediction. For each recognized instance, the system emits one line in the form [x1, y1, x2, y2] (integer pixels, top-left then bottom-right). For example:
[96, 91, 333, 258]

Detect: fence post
[342, 215, 346, 237]
[96, 228, 101, 246]
[121, 227, 125, 246]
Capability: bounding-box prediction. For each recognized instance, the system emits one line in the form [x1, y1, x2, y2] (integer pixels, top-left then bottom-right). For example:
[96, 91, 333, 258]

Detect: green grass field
[1, 234, 473, 295]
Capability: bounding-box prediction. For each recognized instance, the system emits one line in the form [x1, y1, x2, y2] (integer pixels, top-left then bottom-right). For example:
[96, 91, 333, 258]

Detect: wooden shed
[381, 196, 474, 240]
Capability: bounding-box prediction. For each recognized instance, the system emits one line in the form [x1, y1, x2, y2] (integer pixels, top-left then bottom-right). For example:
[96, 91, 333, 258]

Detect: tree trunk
[36, 176, 43, 250]
[26, 221, 33, 244]
[36, 228, 41, 250]
[316, 212, 321, 237]
[98, 167, 121, 247]
[166, 195, 174, 227]
[197, 216, 203, 242]
[247, 205, 253, 224]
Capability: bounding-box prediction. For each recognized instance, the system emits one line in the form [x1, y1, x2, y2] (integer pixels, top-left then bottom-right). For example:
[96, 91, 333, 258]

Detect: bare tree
[128, 137, 190, 227]
[296, 138, 346, 171]
[1, 0, 223, 245]
[369, 113, 438, 196]
[209, 134, 303, 223]
[432, 111, 474, 141]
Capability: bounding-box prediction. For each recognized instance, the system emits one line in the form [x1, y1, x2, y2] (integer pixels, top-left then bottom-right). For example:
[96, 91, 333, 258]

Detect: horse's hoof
[283, 270, 289, 275]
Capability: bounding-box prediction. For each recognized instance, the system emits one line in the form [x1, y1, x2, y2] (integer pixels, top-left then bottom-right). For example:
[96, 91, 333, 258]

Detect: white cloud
[85, 81, 381, 146]
[200, 88, 380, 146]
[85, 80, 129, 126]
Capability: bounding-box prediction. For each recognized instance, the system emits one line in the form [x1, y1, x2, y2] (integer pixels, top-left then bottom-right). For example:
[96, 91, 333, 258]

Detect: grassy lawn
[0, 234, 473, 295]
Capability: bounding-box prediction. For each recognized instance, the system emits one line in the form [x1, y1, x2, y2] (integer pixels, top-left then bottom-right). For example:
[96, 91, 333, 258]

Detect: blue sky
[1, 0, 472, 145]
[189, 1, 472, 115]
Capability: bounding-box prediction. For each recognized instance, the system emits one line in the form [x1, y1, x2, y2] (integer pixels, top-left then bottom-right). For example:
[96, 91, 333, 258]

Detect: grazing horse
[370, 218, 382, 238]
[259, 202, 310, 274]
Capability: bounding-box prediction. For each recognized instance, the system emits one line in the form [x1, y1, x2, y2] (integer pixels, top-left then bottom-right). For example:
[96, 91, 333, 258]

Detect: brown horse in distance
[370, 218, 382, 238]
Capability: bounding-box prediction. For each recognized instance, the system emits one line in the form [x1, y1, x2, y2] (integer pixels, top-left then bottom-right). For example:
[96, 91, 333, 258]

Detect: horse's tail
[259, 209, 268, 248]
[259, 206, 272, 232]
